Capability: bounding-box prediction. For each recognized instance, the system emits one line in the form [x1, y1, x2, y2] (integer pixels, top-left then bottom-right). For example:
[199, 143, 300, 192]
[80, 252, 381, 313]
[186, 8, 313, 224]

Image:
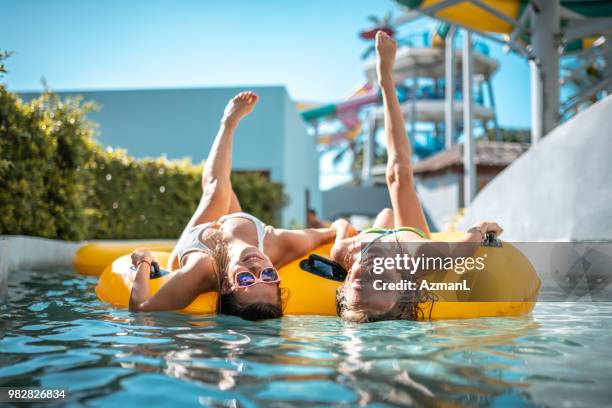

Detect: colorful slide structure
[395, 1, 610, 68]
[397, 0, 612, 34]
[301, 82, 377, 146]
[301, 83, 413, 147]
[395, 0, 612, 143]
[396, 0, 610, 59]
[398, 0, 524, 34]
[301, 24, 456, 153]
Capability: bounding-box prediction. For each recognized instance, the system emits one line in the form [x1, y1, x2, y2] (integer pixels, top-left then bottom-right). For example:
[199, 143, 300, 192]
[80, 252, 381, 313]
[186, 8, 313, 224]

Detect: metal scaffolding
[462, 31, 476, 205]
[393, 0, 612, 144]
[444, 26, 457, 149]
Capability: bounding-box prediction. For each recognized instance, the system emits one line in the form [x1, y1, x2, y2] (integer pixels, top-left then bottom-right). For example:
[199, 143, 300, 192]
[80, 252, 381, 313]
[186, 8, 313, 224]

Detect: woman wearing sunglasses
[330, 32, 503, 323]
[129, 92, 343, 320]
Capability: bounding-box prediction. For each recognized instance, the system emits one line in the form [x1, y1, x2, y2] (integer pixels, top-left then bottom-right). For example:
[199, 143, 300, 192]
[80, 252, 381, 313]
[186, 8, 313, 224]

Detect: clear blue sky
[2, 0, 531, 129]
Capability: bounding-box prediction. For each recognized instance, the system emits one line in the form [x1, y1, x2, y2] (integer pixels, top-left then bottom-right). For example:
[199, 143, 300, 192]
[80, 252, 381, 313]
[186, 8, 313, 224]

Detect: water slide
[302, 82, 409, 146]
[399, 0, 612, 236]
[457, 95, 612, 241]
[302, 24, 457, 150]
[301, 82, 378, 123]
[300, 82, 372, 145]
[398, 0, 522, 34]
[397, 1, 612, 34]
[301, 83, 440, 153]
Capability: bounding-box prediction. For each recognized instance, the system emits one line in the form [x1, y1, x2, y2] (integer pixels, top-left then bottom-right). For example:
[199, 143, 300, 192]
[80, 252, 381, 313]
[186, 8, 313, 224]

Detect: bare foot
[222, 91, 259, 126]
[375, 31, 396, 86]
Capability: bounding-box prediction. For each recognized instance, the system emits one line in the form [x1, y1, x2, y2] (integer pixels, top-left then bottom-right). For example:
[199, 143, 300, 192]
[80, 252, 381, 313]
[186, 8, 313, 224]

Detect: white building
[21, 86, 320, 227]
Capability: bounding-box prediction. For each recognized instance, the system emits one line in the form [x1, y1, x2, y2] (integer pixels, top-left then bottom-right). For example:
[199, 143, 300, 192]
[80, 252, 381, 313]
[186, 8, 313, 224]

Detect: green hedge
[0, 85, 285, 240]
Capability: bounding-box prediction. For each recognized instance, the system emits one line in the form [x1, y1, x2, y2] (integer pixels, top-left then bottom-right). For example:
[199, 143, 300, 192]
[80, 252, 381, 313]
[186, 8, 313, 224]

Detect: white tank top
[175, 212, 267, 268]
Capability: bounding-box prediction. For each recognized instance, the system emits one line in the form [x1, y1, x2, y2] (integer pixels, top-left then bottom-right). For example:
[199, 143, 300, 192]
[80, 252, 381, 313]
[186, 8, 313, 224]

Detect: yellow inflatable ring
[95, 232, 540, 319]
[74, 240, 175, 276]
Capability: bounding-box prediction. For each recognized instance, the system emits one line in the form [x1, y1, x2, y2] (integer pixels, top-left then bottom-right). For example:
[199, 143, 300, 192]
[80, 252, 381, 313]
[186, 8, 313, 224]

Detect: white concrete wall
[0, 235, 83, 303]
[459, 95, 612, 241]
[1, 235, 81, 273]
[21, 87, 286, 178]
[282, 92, 320, 227]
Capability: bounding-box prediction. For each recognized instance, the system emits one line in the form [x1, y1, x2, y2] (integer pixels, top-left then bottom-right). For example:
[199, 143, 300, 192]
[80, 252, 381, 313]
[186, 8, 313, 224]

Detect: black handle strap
[299, 254, 347, 282]
[150, 261, 162, 278]
[481, 232, 503, 248]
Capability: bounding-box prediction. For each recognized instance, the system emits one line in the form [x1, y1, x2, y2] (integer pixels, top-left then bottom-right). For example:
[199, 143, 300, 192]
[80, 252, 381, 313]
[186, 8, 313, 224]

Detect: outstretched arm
[331, 218, 358, 243]
[376, 31, 430, 237]
[275, 228, 335, 266]
[409, 222, 504, 277]
[130, 249, 216, 312]
[271, 219, 356, 267]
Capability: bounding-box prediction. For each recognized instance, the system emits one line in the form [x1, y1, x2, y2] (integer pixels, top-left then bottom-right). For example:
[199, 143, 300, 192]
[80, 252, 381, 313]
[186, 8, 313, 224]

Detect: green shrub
[0, 88, 94, 240]
[0, 85, 285, 240]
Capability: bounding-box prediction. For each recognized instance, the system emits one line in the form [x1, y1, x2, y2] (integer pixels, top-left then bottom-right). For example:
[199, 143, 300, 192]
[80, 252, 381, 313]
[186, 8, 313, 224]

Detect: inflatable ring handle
[150, 261, 162, 279]
[482, 232, 503, 248]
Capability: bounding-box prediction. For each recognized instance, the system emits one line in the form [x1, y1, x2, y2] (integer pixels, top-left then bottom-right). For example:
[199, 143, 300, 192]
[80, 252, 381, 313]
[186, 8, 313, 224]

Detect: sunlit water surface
[1, 269, 611, 407]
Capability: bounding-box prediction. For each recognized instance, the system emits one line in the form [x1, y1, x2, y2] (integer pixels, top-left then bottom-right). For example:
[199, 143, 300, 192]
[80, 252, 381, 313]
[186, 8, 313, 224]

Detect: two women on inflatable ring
[129, 32, 505, 323]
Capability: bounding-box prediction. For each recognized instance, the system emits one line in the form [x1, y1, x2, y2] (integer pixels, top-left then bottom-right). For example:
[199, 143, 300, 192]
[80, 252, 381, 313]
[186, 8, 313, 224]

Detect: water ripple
[2, 269, 612, 407]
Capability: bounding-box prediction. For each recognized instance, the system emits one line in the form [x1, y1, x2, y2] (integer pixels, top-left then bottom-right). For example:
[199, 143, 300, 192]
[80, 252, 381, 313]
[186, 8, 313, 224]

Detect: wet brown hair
[335, 240, 436, 323]
[335, 282, 435, 323]
[204, 230, 284, 321]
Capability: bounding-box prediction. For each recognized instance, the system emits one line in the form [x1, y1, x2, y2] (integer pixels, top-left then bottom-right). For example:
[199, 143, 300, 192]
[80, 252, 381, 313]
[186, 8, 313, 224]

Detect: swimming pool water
[1, 269, 611, 407]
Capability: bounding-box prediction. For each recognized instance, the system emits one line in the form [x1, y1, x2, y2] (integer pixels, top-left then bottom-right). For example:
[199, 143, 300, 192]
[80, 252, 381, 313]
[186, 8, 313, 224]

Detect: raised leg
[185, 91, 258, 228]
[169, 92, 257, 269]
[375, 32, 430, 237]
[228, 189, 242, 214]
[373, 208, 394, 229]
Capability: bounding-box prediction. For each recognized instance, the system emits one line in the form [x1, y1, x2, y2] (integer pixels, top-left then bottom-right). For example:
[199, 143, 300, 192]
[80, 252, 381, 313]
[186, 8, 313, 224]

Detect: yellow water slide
[398, 0, 523, 34]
